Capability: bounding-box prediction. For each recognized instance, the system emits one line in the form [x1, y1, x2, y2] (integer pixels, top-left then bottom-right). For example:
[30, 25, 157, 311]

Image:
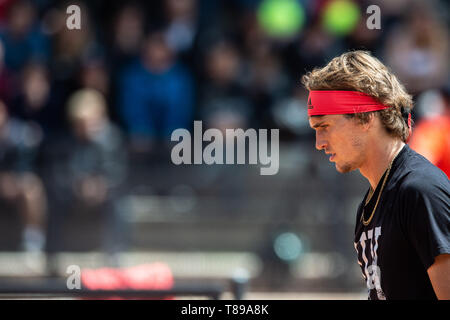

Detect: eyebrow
[310, 120, 326, 129]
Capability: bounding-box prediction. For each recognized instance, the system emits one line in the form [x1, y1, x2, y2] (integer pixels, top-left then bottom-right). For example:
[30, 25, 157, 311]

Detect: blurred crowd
[0, 0, 448, 260]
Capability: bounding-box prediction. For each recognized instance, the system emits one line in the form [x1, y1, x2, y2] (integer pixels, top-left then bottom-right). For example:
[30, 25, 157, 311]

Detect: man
[0, 99, 46, 252]
[302, 51, 449, 300]
[119, 30, 193, 152]
[45, 89, 127, 267]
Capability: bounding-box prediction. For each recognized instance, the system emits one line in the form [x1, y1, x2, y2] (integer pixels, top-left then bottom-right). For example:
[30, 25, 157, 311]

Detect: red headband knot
[307, 90, 391, 116]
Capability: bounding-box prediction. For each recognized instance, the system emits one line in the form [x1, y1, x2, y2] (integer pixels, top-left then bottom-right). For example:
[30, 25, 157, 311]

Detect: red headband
[308, 90, 413, 142]
[307, 90, 390, 116]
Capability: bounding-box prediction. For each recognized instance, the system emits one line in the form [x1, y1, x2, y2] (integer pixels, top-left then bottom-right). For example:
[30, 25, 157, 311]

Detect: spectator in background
[66, 89, 127, 207]
[242, 40, 290, 128]
[108, 4, 145, 127]
[46, 2, 105, 136]
[163, 0, 199, 64]
[383, 2, 449, 94]
[345, 15, 383, 55]
[0, 0, 49, 72]
[271, 85, 313, 140]
[45, 89, 127, 258]
[199, 40, 251, 131]
[51, 2, 103, 82]
[119, 31, 194, 152]
[0, 39, 15, 106]
[79, 58, 110, 97]
[0, 100, 46, 252]
[0, 0, 15, 27]
[284, 21, 345, 80]
[109, 3, 145, 70]
[409, 87, 450, 178]
[11, 63, 59, 135]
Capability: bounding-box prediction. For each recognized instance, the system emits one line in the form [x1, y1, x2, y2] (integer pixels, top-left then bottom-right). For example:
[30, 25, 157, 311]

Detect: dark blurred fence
[0, 141, 368, 291]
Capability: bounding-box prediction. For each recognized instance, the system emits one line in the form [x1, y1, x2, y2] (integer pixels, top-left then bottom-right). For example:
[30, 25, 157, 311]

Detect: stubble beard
[335, 137, 365, 174]
[335, 161, 355, 173]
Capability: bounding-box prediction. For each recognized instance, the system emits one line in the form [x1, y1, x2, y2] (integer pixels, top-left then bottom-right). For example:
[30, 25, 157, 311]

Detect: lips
[326, 152, 336, 161]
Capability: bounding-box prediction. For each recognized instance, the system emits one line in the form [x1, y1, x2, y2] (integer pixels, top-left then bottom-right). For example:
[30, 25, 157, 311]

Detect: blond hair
[67, 88, 106, 121]
[302, 50, 413, 142]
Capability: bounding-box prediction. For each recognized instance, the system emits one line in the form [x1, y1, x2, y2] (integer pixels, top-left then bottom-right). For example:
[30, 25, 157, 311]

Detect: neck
[359, 138, 405, 191]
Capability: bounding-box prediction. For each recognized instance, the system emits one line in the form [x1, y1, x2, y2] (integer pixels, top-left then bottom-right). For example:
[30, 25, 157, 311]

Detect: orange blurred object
[409, 114, 450, 178]
[81, 263, 174, 300]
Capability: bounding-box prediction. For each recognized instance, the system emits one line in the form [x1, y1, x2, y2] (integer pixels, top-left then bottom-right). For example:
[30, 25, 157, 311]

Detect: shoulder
[398, 147, 450, 196]
[121, 60, 146, 80]
[5, 118, 42, 148]
[168, 63, 193, 80]
[106, 123, 125, 142]
[392, 148, 449, 222]
[393, 149, 449, 246]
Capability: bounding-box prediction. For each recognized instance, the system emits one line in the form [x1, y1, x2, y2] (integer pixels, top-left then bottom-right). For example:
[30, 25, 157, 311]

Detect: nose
[315, 131, 327, 151]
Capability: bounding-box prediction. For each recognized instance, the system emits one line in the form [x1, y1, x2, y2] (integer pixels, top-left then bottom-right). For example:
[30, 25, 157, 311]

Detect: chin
[336, 162, 354, 173]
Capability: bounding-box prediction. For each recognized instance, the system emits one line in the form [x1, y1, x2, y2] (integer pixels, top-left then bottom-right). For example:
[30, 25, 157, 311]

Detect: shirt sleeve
[400, 178, 450, 270]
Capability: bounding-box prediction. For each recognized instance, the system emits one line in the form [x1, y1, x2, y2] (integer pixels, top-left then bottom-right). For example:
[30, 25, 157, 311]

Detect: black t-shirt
[354, 144, 450, 300]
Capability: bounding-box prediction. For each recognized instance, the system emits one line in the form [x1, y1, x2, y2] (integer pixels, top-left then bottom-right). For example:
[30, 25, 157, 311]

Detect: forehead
[309, 115, 329, 127]
[308, 114, 350, 128]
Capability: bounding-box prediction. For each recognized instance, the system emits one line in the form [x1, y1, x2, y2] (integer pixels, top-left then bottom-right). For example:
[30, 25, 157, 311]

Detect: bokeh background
[0, 0, 448, 299]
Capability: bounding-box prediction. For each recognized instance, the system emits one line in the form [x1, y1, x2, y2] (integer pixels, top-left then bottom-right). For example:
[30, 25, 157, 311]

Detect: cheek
[349, 127, 366, 147]
[328, 130, 344, 147]
[345, 135, 366, 161]
[350, 136, 363, 149]
[333, 129, 361, 154]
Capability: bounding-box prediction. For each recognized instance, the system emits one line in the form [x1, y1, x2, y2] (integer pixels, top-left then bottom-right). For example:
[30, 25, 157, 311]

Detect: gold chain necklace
[360, 150, 400, 226]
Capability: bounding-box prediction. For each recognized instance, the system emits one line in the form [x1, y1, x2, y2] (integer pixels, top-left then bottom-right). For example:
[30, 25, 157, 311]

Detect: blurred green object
[258, 0, 305, 38]
[273, 232, 303, 262]
[322, 0, 361, 36]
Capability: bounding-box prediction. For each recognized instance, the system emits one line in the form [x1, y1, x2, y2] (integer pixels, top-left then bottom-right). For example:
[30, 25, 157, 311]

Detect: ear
[361, 112, 377, 132]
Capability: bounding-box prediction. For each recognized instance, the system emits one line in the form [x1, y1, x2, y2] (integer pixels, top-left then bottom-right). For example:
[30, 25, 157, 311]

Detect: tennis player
[303, 51, 449, 300]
